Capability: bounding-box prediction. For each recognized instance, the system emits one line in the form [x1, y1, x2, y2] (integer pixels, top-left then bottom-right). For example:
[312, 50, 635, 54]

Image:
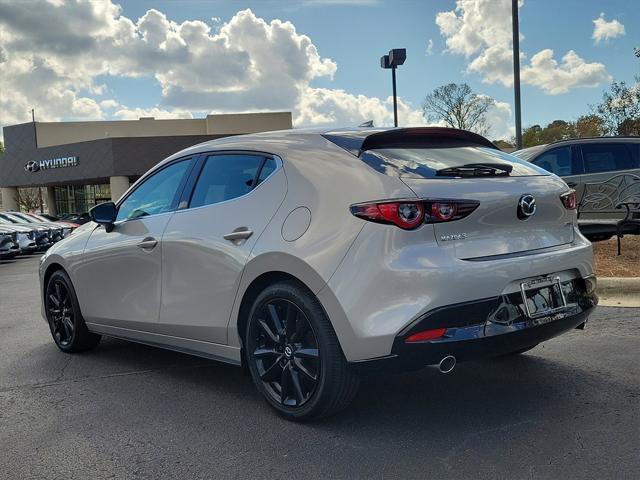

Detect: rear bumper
[353, 276, 597, 373]
[324, 222, 595, 362]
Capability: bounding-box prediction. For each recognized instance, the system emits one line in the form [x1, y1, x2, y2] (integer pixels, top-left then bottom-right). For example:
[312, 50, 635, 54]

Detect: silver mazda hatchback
[39, 127, 597, 420]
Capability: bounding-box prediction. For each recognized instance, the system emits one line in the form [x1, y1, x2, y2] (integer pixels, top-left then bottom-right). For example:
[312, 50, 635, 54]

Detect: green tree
[594, 76, 640, 136]
[422, 83, 495, 136]
[575, 114, 605, 137]
[0, 140, 4, 153]
[538, 120, 575, 144]
[493, 139, 515, 150]
[522, 124, 542, 147]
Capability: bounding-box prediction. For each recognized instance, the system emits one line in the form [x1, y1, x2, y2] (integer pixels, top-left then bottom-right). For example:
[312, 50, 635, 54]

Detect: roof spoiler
[323, 127, 498, 156]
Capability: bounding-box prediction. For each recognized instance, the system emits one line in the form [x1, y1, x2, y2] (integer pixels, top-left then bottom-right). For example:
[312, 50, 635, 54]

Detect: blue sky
[0, 0, 638, 140]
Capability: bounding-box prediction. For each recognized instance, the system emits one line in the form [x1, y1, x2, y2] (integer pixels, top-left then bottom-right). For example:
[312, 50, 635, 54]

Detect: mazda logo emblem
[24, 161, 40, 172]
[517, 194, 536, 220]
[284, 345, 293, 358]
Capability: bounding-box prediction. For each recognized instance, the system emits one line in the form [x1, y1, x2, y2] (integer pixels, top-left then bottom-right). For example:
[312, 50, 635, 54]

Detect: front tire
[245, 281, 359, 421]
[45, 270, 101, 353]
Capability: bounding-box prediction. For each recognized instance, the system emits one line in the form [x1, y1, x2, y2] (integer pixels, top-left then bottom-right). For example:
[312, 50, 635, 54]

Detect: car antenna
[358, 120, 374, 128]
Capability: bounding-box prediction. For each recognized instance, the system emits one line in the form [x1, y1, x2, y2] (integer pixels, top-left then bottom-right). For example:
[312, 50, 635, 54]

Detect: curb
[597, 277, 640, 308]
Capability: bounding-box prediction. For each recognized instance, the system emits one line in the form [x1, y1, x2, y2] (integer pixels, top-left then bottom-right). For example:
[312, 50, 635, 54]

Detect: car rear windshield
[360, 147, 549, 179]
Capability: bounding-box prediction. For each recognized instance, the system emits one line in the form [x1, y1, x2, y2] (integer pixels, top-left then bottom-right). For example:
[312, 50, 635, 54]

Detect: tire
[45, 270, 101, 353]
[244, 281, 360, 421]
[500, 344, 538, 357]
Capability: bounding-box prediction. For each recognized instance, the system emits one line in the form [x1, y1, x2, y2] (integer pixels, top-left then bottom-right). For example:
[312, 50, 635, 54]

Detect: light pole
[512, 0, 523, 149]
[380, 48, 406, 127]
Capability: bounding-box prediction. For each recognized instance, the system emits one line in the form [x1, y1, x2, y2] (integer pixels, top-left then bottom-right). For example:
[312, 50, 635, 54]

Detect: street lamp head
[388, 48, 406, 67]
[380, 49, 406, 69]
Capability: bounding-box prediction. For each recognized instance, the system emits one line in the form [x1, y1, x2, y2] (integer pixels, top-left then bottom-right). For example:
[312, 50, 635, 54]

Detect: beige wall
[205, 112, 292, 135]
[35, 112, 293, 148]
[1, 187, 19, 211]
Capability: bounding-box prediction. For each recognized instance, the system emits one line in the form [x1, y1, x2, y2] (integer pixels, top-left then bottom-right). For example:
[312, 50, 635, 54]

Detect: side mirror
[89, 202, 117, 232]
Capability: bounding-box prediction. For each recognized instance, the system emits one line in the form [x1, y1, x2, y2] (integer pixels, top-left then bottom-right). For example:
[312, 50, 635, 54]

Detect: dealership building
[0, 112, 292, 215]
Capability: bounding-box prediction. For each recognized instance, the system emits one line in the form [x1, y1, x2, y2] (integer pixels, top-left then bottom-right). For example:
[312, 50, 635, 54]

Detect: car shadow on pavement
[35, 335, 627, 432]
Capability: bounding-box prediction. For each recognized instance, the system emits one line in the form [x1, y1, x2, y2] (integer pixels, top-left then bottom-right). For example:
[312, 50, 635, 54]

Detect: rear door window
[531, 147, 575, 176]
[581, 143, 636, 173]
[189, 154, 272, 208]
[360, 147, 547, 178]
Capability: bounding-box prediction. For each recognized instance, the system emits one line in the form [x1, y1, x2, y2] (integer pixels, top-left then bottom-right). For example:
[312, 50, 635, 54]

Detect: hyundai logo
[24, 156, 79, 173]
[517, 194, 537, 220]
[24, 161, 40, 172]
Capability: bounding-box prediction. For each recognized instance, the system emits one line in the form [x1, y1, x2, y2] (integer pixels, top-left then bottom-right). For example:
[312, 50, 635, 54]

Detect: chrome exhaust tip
[439, 355, 456, 374]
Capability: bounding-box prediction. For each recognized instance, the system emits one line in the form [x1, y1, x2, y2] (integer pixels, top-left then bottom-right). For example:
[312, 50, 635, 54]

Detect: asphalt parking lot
[1, 255, 638, 479]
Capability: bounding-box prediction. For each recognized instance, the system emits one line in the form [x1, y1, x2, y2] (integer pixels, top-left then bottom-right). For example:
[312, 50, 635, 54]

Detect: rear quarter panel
[223, 133, 416, 349]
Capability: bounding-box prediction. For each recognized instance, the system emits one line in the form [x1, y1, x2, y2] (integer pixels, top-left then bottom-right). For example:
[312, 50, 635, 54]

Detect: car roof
[514, 136, 640, 156]
[176, 126, 497, 158]
[548, 136, 640, 146]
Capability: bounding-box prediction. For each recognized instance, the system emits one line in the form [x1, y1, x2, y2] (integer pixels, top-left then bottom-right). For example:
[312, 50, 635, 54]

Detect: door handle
[566, 182, 578, 188]
[224, 228, 253, 244]
[137, 237, 158, 250]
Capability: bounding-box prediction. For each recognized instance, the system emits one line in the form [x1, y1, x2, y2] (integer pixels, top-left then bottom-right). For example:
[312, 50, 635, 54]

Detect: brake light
[351, 199, 479, 229]
[405, 328, 447, 343]
[560, 190, 577, 210]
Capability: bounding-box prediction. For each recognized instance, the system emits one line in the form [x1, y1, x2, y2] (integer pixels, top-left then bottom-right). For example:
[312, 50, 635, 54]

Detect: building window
[55, 184, 112, 215]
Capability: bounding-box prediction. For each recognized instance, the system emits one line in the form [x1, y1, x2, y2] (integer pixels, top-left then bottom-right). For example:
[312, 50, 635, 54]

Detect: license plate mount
[519, 276, 569, 319]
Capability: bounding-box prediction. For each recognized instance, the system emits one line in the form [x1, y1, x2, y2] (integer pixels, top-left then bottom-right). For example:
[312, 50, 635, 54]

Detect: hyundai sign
[25, 156, 79, 172]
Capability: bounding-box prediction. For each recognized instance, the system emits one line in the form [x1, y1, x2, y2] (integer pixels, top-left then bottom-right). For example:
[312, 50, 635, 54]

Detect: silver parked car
[0, 230, 20, 259]
[39, 127, 598, 420]
[0, 217, 49, 252]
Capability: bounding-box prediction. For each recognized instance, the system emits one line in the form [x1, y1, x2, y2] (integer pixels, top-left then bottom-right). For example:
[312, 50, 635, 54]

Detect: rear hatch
[325, 128, 575, 260]
[402, 175, 574, 259]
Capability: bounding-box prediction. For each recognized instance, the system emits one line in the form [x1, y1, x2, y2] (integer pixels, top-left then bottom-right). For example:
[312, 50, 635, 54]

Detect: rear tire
[244, 281, 359, 421]
[45, 270, 101, 353]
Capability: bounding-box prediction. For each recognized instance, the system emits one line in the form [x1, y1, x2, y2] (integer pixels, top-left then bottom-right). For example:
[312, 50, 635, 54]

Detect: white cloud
[113, 107, 194, 120]
[426, 39, 434, 56]
[99, 99, 120, 109]
[0, 1, 419, 130]
[435, 0, 611, 95]
[592, 13, 625, 44]
[485, 99, 513, 140]
[521, 49, 611, 94]
[296, 87, 426, 127]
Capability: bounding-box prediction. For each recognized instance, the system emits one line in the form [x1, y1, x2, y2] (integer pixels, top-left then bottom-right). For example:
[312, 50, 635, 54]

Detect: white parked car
[39, 127, 598, 420]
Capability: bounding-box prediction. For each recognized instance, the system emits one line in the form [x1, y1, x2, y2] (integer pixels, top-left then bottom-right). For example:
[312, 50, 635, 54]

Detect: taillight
[431, 202, 457, 221]
[351, 201, 424, 229]
[405, 328, 447, 343]
[351, 199, 479, 229]
[560, 190, 577, 210]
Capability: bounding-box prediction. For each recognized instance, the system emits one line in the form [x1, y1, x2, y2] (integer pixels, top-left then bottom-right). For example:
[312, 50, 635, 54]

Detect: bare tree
[422, 83, 495, 136]
[17, 187, 42, 212]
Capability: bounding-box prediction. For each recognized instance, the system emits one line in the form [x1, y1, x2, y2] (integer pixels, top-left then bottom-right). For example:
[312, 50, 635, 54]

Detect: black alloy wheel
[249, 298, 320, 407]
[45, 270, 101, 353]
[245, 281, 360, 421]
[46, 277, 75, 347]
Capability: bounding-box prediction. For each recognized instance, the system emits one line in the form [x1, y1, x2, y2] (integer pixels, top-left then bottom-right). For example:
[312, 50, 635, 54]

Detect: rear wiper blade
[436, 163, 513, 177]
